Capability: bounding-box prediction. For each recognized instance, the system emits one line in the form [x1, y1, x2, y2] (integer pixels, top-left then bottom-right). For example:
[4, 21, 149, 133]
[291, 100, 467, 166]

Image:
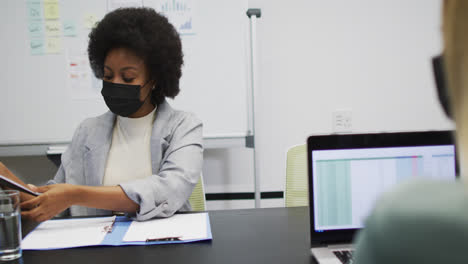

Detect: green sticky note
[63, 20, 77, 37]
[30, 38, 45, 55]
[26, 1, 42, 20]
[28, 20, 44, 38]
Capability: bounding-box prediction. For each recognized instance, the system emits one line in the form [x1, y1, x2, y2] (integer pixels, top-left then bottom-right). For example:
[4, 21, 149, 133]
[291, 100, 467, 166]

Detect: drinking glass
[0, 190, 22, 261]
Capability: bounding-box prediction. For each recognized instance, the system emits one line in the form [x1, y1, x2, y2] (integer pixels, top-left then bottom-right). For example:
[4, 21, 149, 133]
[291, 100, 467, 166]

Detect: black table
[19, 207, 317, 264]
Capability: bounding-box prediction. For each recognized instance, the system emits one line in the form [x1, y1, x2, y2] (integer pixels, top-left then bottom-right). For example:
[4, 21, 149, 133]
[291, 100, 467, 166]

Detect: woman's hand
[21, 184, 139, 221]
[21, 184, 78, 222]
[0, 162, 14, 179]
[0, 162, 36, 202]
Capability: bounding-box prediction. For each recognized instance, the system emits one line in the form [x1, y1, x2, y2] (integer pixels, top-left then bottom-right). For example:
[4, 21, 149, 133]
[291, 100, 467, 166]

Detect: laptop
[307, 131, 457, 264]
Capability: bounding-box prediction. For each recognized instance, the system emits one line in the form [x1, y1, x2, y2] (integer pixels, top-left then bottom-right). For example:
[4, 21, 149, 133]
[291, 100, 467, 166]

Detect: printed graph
[160, 0, 190, 12]
[157, 0, 194, 35]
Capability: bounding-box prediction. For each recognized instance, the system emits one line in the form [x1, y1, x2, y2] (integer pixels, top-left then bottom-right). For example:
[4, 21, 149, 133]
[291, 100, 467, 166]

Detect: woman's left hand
[20, 184, 77, 222]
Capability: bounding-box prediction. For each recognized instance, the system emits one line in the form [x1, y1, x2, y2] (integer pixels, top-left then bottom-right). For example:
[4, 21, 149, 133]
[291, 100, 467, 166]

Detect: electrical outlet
[333, 110, 352, 133]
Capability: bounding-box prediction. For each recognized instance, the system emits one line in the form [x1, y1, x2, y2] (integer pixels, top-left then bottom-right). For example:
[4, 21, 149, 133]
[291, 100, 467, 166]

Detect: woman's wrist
[69, 184, 86, 207]
[61, 185, 138, 212]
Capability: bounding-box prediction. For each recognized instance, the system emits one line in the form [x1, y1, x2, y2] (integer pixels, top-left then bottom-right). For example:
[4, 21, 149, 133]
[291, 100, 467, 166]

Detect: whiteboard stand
[246, 8, 262, 208]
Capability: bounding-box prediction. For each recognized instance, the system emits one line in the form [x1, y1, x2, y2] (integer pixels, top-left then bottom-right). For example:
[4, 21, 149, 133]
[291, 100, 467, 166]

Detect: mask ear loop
[148, 83, 157, 105]
[140, 80, 154, 102]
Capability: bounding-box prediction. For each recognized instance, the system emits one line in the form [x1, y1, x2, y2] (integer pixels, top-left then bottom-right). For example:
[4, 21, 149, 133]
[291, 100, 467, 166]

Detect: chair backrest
[285, 144, 308, 207]
[189, 173, 206, 211]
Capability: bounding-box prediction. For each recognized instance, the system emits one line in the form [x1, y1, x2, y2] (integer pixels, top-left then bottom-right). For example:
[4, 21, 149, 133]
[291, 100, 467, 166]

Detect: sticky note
[44, 1, 59, 20]
[63, 20, 77, 37]
[28, 20, 44, 38]
[83, 13, 98, 29]
[26, 1, 42, 20]
[46, 37, 62, 54]
[45, 20, 61, 36]
[30, 38, 45, 55]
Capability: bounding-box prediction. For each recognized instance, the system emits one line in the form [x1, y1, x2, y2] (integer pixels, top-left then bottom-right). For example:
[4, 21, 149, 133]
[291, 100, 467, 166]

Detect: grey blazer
[50, 100, 203, 221]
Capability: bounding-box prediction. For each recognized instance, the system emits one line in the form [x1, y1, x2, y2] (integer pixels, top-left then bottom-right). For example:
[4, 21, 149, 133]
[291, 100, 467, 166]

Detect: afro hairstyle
[88, 7, 183, 105]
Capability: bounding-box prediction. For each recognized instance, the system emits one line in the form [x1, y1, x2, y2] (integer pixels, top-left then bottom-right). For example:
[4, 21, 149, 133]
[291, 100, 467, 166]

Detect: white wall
[204, 0, 454, 210]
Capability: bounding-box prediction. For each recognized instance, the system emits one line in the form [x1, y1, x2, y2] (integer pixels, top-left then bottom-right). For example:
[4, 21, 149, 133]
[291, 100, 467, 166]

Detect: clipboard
[0, 174, 40, 196]
[22, 213, 212, 250]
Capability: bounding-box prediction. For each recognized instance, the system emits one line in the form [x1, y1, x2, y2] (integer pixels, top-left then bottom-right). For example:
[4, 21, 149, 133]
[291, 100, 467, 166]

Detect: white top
[103, 108, 157, 186]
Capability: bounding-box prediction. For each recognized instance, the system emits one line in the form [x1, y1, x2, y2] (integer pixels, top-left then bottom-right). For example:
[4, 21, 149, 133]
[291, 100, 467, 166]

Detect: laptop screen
[307, 131, 457, 244]
[312, 145, 455, 231]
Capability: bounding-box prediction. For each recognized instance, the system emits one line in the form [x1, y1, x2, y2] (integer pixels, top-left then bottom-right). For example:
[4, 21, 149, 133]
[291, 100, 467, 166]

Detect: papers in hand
[123, 213, 209, 242]
[0, 174, 40, 196]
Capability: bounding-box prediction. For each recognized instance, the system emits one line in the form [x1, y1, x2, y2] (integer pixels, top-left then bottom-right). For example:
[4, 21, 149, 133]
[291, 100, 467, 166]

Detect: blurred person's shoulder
[354, 179, 468, 264]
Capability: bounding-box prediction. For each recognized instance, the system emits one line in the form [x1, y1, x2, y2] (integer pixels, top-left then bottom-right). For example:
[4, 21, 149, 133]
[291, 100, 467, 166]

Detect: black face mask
[101, 80, 151, 117]
[432, 55, 452, 119]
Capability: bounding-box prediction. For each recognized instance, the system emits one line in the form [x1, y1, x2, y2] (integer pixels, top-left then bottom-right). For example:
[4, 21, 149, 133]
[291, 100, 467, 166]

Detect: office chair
[189, 173, 206, 211]
[285, 144, 308, 207]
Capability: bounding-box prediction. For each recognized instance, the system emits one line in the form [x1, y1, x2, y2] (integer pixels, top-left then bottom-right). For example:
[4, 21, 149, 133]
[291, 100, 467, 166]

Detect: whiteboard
[0, 0, 249, 145]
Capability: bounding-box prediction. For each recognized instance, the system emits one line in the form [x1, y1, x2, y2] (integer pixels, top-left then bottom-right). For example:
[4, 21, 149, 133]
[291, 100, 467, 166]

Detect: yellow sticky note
[44, 1, 59, 20]
[46, 37, 61, 54]
[83, 13, 98, 29]
[45, 21, 61, 36]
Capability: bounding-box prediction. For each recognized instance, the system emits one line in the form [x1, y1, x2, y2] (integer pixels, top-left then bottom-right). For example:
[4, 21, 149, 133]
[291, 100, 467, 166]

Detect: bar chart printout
[157, 0, 194, 35]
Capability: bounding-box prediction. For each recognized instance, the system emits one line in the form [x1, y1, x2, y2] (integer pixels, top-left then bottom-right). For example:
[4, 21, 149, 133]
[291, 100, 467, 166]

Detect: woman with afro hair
[0, 7, 203, 222]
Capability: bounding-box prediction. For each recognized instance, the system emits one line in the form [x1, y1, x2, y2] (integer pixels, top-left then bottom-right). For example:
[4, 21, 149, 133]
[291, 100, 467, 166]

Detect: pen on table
[146, 237, 182, 242]
[103, 216, 116, 233]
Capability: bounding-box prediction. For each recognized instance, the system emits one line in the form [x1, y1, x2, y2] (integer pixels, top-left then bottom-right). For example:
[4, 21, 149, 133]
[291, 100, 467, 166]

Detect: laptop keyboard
[333, 250, 354, 264]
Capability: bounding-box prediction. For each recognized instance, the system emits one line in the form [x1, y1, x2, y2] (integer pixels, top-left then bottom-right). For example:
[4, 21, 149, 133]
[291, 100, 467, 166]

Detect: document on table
[22, 216, 116, 250]
[123, 213, 209, 242]
[21, 213, 212, 250]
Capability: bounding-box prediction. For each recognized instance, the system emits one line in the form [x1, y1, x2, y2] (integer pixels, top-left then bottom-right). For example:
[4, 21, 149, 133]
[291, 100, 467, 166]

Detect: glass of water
[0, 190, 22, 261]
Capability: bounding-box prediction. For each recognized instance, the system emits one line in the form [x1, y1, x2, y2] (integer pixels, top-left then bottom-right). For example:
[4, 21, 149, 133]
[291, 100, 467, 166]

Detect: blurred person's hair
[443, 0, 468, 171]
[443, 0, 468, 123]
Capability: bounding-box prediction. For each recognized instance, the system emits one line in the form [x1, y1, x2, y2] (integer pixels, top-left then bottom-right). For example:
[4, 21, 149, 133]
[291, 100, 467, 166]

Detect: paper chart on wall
[149, 0, 195, 35]
[66, 51, 102, 99]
